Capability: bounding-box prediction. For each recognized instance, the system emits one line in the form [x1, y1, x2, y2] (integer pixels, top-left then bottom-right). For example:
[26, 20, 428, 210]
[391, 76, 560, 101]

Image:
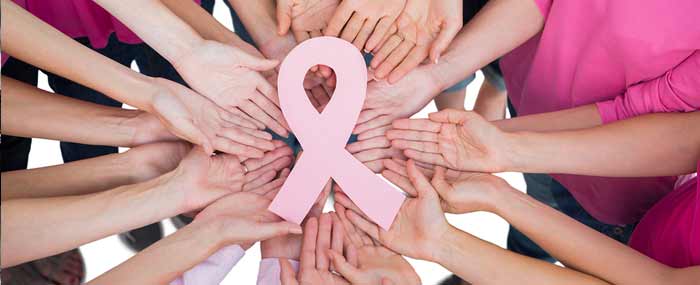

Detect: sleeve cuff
[257, 258, 300, 285]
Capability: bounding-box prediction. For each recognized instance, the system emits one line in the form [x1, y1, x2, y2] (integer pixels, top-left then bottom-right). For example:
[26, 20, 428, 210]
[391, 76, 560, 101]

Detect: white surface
[22, 2, 526, 284]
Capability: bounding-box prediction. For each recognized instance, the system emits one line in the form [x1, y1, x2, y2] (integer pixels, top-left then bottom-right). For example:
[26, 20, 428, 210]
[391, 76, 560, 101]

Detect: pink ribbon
[268, 37, 404, 229]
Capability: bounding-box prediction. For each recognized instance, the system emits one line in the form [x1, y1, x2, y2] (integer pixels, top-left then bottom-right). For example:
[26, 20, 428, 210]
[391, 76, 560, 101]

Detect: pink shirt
[628, 163, 699, 268]
[500, 0, 700, 224]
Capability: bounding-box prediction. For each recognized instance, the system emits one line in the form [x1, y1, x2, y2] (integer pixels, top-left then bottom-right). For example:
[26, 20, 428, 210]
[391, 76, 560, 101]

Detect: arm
[0, 142, 189, 200]
[0, 0, 156, 111]
[227, 0, 298, 61]
[0, 76, 175, 147]
[493, 104, 603, 132]
[435, 226, 607, 285]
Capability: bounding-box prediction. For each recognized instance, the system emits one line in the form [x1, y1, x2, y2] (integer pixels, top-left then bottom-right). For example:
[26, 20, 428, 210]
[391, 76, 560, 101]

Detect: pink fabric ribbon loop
[269, 37, 404, 229]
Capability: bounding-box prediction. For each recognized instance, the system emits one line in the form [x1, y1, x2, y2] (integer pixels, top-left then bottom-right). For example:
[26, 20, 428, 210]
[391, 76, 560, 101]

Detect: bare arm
[494, 104, 603, 132]
[0, 76, 176, 147]
[227, 0, 298, 61]
[0, 142, 189, 200]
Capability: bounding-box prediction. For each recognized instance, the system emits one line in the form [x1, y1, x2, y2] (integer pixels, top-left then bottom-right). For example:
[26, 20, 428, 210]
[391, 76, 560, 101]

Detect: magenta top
[500, 0, 700, 224]
[628, 163, 699, 268]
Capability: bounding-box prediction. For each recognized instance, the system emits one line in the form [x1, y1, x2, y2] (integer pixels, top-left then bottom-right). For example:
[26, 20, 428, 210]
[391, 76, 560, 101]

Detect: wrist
[505, 131, 544, 174]
[432, 226, 465, 264]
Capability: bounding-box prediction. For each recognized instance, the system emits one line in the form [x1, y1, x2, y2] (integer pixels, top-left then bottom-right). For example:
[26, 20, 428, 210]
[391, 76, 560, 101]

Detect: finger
[370, 34, 402, 69]
[375, 40, 414, 80]
[316, 213, 333, 271]
[386, 129, 439, 143]
[300, 217, 318, 270]
[310, 86, 330, 110]
[230, 108, 265, 129]
[279, 258, 299, 285]
[345, 242, 359, 267]
[340, 13, 366, 44]
[293, 30, 311, 43]
[219, 127, 275, 151]
[428, 109, 473, 124]
[221, 109, 259, 129]
[364, 160, 385, 173]
[430, 20, 462, 64]
[257, 77, 281, 108]
[353, 17, 376, 51]
[357, 108, 385, 124]
[245, 156, 293, 183]
[213, 136, 264, 158]
[250, 168, 289, 196]
[346, 136, 391, 153]
[384, 159, 408, 177]
[366, 17, 393, 52]
[318, 65, 333, 79]
[392, 118, 442, 132]
[180, 120, 215, 156]
[240, 100, 288, 137]
[251, 92, 290, 132]
[330, 212, 345, 258]
[309, 30, 323, 39]
[325, 3, 355, 37]
[382, 278, 395, 285]
[387, 44, 427, 84]
[244, 144, 293, 170]
[327, 250, 362, 283]
[346, 210, 382, 242]
[431, 166, 452, 196]
[353, 148, 395, 163]
[357, 125, 391, 141]
[406, 160, 436, 198]
[353, 115, 393, 134]
[391, 139, 440, 153]
[371, 24, 398, 54]
[238, 51, 279, 71]
[306, 89, 321, 108]
[237, 126, 275, 140]
[251, 221, 304, 242]
[382, 169, 417, 197]
[276, 2, 293, 35]
[404, 149, 448, 167]
[334, 203, 363, 248]
[243, 170, 277, 191]
[334, 191, 372, 222]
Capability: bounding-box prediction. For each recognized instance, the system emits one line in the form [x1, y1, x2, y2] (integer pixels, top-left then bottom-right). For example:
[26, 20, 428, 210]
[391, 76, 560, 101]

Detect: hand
[171, 40, 290, 137]
[324, 0, 407, 51]
[338, 160, 451, 262]
[298, 213, 350, 285]
[169, 142, 293, 213]
[354, 68, 442, 135]
[124, 141, 191, 184]
[276, 0, 340, 43]
[387, 109, 514, 172]
[126, 111, 179, 146]
[380, 159, 511, 214]
[370, 0, 463, 83]
[150, 77, 276, 157]
[193, 191, 302, 247]
[328, 203, 421, 285]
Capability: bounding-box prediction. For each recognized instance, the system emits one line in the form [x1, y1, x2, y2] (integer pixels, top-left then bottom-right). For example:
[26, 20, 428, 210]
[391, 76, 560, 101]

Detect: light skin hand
[347, 135, 405, 173]
[324, 0, 407, 51]
[276, 0, 339, 43]
[150, 77, 276, 157]
[329, 203, 421, 285]
[354, 67, 442, 135]
[371, 0, 463, 84]
[387, 109, 515, 173]
[172, 40, 290, 137]
[339, 160, 451, 262]
[169, 142, 293, 213]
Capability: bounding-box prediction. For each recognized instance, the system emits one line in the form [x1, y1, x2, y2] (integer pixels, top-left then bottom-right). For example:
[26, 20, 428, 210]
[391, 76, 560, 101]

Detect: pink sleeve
[257, 258, 299, 285]
[533, 0, 553, 19]
[596, 51, 700, 124]
[2, 53, 8, 67]
[170, 244, 246, 285]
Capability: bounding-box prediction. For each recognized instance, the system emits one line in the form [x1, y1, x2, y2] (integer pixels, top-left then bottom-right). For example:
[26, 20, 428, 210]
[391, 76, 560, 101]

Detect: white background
[22, 1, 526, 284]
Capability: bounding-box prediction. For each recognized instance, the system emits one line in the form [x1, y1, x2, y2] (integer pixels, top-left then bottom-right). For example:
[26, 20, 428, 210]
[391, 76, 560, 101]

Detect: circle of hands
[134, 0, 526, 283]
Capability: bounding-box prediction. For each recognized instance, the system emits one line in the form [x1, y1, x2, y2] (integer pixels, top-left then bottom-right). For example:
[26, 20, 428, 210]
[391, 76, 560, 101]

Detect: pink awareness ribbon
[269, 37, 404, 229]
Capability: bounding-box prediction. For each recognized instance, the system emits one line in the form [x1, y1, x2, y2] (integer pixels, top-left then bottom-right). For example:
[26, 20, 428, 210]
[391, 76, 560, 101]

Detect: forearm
[1, 76, 145, 146]
[0, 172, 183, 267]
[493, 187, 673, 285]
[228, 0, 296, 61]
[429, 0, 544, 91]
[0, 0, 157, 110]
[1, 151, 136, 200]
[505, 112, 700, 177]
[434, 226, 606, 285]
[88, 220, 222, 285]
[494, 104, 602, 132]
[93, 0, 204, 64]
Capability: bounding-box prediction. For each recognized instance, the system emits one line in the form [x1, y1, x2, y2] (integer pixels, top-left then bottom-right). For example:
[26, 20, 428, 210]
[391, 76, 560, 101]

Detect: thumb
[406, 160, 436, 198]
[428, 108, 472, 124]
[176, 120, 214, 155]
[279, 258, 299, 285]
[381, 278, 395, 285]
[431, 166, 450, 196]
[276, 1, 293, 35]
[429, 20, 462, 64]
[253, 221, 303, 241]
[327, 250, 362, 282]
[238, 51, 279, 71]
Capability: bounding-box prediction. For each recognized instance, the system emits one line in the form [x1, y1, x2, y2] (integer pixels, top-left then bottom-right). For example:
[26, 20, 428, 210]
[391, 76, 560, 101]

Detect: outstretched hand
[388, 109, 514, 173]
[324, 0, 407, 52]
